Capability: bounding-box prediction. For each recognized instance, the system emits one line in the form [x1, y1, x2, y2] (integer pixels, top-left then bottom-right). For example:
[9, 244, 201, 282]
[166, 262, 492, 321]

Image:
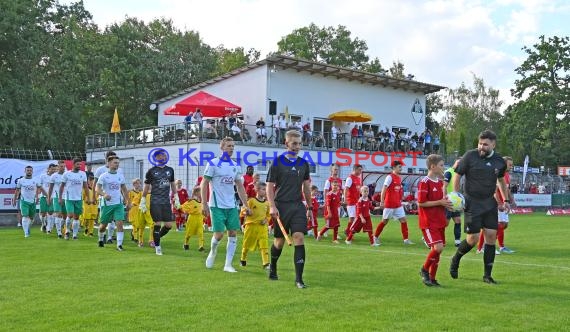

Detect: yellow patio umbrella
[328, 109, 373, 122]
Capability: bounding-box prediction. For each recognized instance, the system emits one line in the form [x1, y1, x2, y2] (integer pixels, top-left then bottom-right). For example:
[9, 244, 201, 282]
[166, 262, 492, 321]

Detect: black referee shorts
[274, 201, 307, 237]
[463, 196, 498, 234]
[150, 203, 173, 223]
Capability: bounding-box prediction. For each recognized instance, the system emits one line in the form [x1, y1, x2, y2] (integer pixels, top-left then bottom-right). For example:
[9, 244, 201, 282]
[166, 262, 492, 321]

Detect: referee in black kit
[266, 130, 313, 289]
[449, 130, 510, 284]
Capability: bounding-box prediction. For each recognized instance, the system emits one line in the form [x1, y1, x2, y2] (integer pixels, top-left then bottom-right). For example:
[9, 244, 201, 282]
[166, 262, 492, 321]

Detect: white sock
[65, 217, 71, 233]
[72, 220, 80, 237]
[22, 217, 30, 235]
[117, 231, 124, 246]
[210, 236, 220, 255]
[46, 215, 54, 232]
[225, 236, 237, 267]
[41, 216, 47, 227]
[98, 228, 105, 241]
[108, 222, 116, 239]
[55, 218, 62, 235]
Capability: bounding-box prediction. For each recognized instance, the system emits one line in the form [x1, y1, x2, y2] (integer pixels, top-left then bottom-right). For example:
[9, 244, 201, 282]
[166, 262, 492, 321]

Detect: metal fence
[86, 120, 446, 156]
[0, 148, 85, 161]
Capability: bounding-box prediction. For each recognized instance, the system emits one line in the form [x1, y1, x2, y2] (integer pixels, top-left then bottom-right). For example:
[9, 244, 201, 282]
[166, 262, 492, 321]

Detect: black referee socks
[294, 245, 305, 283]
[483, 244, 496, 277]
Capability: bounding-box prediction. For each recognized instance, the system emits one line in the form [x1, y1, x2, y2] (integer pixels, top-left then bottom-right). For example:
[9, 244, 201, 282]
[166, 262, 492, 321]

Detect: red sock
[374, 221, 387, 237]
[367, 231, 374, 244]
[347, 231, 354, 241]
[497, 223, 505, 247]
[400, 222, 409, 240]
[312, 226, 318, 236]
[429, 251, 441, 280]
[423, 249, 438, 271]
[477, 230, 484, 251]
[318, 227, 328, 237]
[345, 220, 353, 234]
[333, 227, 338, 241]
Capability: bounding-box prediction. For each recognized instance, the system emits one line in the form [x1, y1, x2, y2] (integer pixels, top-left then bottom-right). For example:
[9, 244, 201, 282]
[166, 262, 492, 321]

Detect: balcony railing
[86, 121, 443, 157]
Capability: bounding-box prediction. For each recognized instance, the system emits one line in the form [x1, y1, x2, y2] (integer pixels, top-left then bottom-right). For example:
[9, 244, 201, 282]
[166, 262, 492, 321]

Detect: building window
[309, 164, 317, 175]
[136, 160, 144, 180]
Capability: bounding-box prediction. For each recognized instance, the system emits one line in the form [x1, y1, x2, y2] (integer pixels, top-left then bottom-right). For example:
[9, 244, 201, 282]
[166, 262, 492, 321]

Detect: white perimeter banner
[0, 159, 56, 211]
[513, 194, 552, 207]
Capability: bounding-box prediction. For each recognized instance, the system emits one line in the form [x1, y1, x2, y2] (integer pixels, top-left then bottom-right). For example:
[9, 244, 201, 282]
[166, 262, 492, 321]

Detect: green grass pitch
[1, 213, 569, 331]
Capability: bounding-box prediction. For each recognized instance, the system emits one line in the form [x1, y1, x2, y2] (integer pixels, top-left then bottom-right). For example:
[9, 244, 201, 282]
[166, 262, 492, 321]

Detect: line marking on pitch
[313, 243, 570, 271]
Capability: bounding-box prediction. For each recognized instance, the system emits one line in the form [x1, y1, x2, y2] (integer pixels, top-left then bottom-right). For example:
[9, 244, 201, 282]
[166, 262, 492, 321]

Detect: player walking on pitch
[449, 130, 509, 284]
[201, 137, 250, 272]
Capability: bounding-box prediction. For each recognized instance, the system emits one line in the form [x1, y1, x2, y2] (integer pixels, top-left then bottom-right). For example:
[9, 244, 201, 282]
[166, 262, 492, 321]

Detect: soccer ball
[447, 192, 465, 212]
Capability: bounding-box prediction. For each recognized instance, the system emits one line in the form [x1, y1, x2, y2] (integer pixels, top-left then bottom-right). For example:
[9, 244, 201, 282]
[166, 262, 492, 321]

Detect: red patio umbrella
[163, 91, 241, 118]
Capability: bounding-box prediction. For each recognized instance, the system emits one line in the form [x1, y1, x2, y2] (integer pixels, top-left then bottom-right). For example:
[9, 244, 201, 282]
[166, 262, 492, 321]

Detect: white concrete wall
[157, 66, 268, 127]
[268, 69, 426, 134]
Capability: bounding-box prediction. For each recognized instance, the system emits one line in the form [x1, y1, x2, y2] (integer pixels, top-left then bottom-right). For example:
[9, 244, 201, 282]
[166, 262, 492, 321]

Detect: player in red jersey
[172, 179, 189, 231]
[373, 161, 414, 245]
[243, 166, 254, 189]
[418, 154, 453, 286]
[245, 173, 260, 199]
[344, 164, 363, 236]
[345, 186, 381, 245]
[477, 156, 516, 254]
[322, 164, 342, 238]
[317, 181, 341, 243]
[307, 185, 320, 237]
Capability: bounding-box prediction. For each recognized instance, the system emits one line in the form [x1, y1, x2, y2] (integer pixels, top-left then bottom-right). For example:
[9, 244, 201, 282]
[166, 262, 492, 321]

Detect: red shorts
[307, 216, 318, 228]
[326, 215, 339, 228]
[351, 216, 372, 233]
[421, 227, 446, 246]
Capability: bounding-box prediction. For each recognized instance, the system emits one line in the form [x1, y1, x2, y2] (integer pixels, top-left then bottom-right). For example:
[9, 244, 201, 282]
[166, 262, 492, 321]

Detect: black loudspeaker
[269, 101, 277, 115]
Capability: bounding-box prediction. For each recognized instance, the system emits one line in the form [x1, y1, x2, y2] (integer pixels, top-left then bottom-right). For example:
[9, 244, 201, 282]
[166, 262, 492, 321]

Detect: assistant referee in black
[267, 130, 313, 289]
[449, 130, 510, 284]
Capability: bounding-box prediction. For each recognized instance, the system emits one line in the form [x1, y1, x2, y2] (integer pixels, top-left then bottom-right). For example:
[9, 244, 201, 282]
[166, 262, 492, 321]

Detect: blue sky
[65, 0, 570, 107]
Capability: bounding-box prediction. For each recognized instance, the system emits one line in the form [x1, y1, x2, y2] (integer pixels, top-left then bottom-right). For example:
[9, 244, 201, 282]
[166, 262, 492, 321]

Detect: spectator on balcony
[350, 125, 359, 149]
[376, 129, 385, 151]
[292, 119, 302, 131]
[228, 113, 237, 129]
[364, 127, 375, 150]
[219, 117, 228, 135]
[418, 132, 425, 152]
[424, 130, 432, 154]
[331, 124, 339, 148]
[357, 126, 364, 149]
[193, 109, 203, 129]
[278, 115, 287, 144]
[204, 121, 219, 139]
[433, 134, 440, 153]
[255, 117, 267, 143]
[388, 130, 396, 151]
[302, 121, 312, 145]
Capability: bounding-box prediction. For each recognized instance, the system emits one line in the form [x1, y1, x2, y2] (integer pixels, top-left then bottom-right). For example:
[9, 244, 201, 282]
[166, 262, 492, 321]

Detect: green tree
[459, 132, 466, 156]
[441, 75, 503, 156]
[439, 129, 447, 155]
[503, 35, 570, 166]
[277, 23, 374, 70]
[214, 46, 260, 76]
[425, 93, 443, 133]
[388, 60, 405, 79]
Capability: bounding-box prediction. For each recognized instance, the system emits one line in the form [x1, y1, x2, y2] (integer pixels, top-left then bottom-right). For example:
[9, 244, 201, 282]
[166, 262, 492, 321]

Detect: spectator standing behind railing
[433, 134, 440, 153]
[193, 109, 203, 133]
[424, 130, 432, 154]
[278, 115, 287, 144]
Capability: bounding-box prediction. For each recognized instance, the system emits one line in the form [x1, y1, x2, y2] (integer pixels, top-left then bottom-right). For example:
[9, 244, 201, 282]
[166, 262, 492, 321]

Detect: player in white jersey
[59, 158, 90, 239]
[39, 164, 56, 233]
[93, 151, 124, 244]
[48, 160, 68, 238]
[201, 137, 249, 272]
[14, 166, 41, 237]
[95, 156, 130, 251]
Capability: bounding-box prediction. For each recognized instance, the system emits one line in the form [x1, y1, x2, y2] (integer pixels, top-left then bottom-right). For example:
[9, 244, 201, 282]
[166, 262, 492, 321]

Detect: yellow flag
[111, 108, 121, 133]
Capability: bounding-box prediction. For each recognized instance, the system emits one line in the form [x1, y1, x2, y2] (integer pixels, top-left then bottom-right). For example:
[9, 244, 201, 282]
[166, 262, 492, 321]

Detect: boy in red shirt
[345, 186, 381, 245]
[373, 161, 414, 245]
[307, 185, 320, 237]
[317, 181, 341, 243]
[418, 154, 452, 286]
